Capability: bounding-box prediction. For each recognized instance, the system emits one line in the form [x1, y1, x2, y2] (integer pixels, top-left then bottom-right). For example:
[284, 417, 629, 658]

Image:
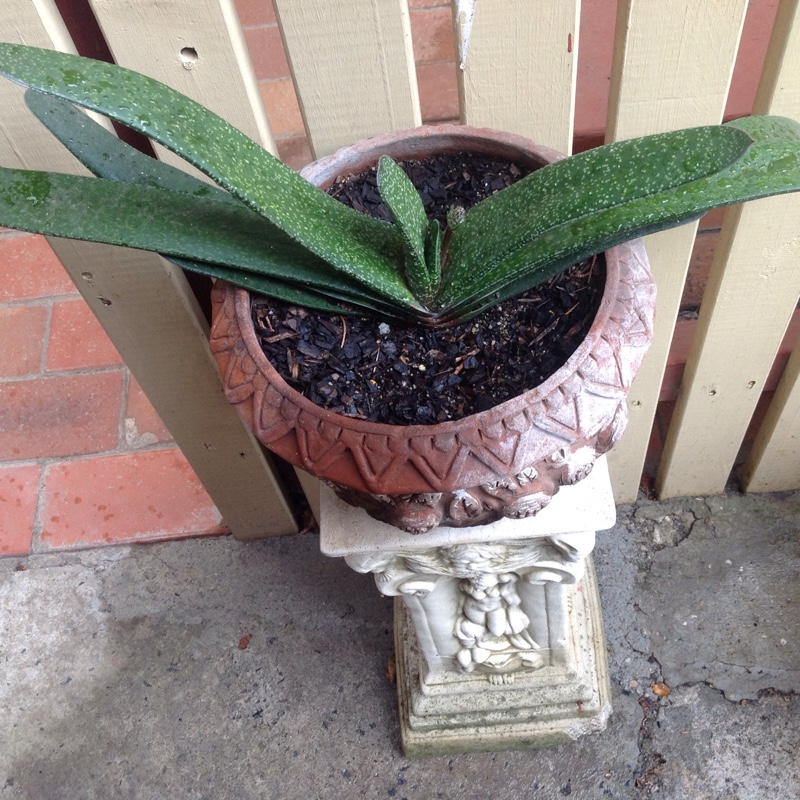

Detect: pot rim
[229, 123, 625, 437]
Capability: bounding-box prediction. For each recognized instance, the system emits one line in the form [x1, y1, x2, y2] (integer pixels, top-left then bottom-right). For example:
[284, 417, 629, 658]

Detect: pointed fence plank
[0, 0, 87, 173]
[1, 0, 297, 538]
[89, 0, 276, 171]
[273, 0, 420, 158]
[657, 0, 800, 498]
[741, 342, 800, 493]
[456, 0, 579, 155]
[47, 239, 298, 540]
[603, 0, 748, 503]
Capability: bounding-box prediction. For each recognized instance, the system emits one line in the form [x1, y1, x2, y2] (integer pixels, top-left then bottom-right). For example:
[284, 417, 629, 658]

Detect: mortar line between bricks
[39, 297, 54, 376]
[0, 292, 80, 311]
[240, 22, 278, 31]
[0, 229, 32, 240]
[30, 458, 49, 554]
[26, 529, 229, 559]
[119, 368, 131, 450]
[0, 364, 127, 384]
[0, 440, 182, 471]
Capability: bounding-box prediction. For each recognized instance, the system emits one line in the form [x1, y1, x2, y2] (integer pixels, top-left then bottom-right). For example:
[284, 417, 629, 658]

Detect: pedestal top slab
[320, 456, 615, 557]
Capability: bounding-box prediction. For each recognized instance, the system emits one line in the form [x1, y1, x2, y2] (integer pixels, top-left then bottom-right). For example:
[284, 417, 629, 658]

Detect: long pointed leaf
[440, 124, 755, 306]
[166, 256, 416, 319]
[443, 117, 800, 319]
[376, 155, 437, 302]
[25, 89, 235, 202]
[0, 167, 409, 311]
[0, 43, 414, 306]
[23, 92, 416, 317]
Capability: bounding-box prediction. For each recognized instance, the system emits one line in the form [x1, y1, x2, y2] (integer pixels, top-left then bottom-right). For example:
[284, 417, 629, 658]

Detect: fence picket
[0, 0, 87, 172]
[273, 0, 420, 158]
[89, 0, 275, 168]
[659, 0, 800, 497]
[603, 0, 748, 502]
[742, 344, 800, 493]
[1, 0, 297, 539]
[457, 0, 579, 155]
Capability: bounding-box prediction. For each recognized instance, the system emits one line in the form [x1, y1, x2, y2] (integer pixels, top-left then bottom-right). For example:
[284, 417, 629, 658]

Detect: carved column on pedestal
[347, 532, 594, 682]
[320, 456, 616, 755]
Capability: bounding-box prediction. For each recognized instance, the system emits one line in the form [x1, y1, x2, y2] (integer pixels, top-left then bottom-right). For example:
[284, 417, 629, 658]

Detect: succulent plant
[1, 43, 800, 328]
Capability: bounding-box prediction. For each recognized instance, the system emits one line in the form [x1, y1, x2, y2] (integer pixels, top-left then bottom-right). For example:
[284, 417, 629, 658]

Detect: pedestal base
[394, 559, 611, 756]
[320, 456, 616, 755]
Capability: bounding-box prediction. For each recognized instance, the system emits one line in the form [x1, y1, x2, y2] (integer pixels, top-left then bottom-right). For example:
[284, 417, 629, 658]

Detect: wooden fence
[2, 0, 799, 538]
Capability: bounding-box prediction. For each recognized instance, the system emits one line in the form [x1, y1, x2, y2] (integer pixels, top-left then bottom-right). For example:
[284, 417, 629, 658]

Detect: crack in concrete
[633, 656, 669, 797]
[629, 660, 800, 797]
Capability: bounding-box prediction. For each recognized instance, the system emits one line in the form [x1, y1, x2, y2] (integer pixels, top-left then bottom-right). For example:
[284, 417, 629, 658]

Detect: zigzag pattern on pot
[209, 240, 655, 498]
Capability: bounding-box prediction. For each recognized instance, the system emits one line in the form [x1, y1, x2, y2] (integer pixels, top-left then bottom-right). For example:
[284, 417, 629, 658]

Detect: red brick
[235, 0, 276, 27]
[410, 7, 456, 64]
[0, 372, 123, 460]
[416, 62, 460, 122]
[409, 0, 449, 7]
[125, 376, 173, 447]
[0, 464, 40, 557]
[574, 0, 617, 142]
[244, 25, 290, 80]
[46, 298, 123, 372]
[276, 135, 313, 171]
[0, 235, 78, 302]
[40, 448, 226, 549]
[699, 207, 728, 231]
[726, 0, 780, 120]
[260, 79, 305, 136]
[683, 229, 720, 310]
[0, 305, 47, 378]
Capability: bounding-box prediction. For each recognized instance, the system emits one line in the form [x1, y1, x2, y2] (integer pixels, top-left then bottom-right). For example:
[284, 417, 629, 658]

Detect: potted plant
[1, 43, 800, 532]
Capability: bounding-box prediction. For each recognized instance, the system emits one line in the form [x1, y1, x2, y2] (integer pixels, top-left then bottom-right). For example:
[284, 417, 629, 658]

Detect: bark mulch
[252, 153, 605, 426]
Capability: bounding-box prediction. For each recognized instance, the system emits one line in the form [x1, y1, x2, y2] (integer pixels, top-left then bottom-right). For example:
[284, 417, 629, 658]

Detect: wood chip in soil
[251, 152, 605, 426]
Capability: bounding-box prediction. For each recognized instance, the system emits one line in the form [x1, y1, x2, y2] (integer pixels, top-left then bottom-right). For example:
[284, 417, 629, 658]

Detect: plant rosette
[209, 126, 657, 533]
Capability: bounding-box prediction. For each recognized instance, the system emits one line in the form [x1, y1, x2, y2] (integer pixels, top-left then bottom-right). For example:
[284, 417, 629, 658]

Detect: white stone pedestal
[320, 457, 616, 756]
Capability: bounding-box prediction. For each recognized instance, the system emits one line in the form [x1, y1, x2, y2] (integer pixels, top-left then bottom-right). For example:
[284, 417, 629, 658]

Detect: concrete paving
[2, 489, 799, 799]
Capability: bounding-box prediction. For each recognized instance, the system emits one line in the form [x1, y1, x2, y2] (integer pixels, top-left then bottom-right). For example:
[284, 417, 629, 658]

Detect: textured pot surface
[210, 125, 656, 533]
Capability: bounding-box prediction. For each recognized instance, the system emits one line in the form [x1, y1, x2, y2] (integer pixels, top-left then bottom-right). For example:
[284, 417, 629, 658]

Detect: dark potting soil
[251, 153, 605, 426]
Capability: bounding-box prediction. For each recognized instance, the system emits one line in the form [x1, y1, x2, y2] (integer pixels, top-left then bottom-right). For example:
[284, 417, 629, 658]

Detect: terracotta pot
[210, 125, 656, 533]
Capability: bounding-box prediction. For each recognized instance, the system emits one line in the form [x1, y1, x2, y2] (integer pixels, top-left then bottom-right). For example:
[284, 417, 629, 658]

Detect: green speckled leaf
[442, 117, 800, 320]
[425, 220, 443, 287]
[25, 89, 236, 202]
[0, 43, 416, 308]
[22, 92, 412, 317]
[165, 256, 397, 317]
[440, 124, 755, 307]
[376, 155, 436, 302]
[0, 166, 409, 315]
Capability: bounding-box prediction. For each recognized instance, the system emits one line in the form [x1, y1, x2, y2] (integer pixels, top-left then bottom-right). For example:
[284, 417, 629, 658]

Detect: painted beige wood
[89, 0, 276, 171]
[273, 0, 420, 158]
[657, 0, 800, 498]
[604, 0, 748, 503]
[741, 0, 800, 494]
[1, 1, 297, 537]
[456, 0, 579, 155]
[741, 341, 800, 493]
[0, 0, 87, 173]
[47, 240, 298, 539]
